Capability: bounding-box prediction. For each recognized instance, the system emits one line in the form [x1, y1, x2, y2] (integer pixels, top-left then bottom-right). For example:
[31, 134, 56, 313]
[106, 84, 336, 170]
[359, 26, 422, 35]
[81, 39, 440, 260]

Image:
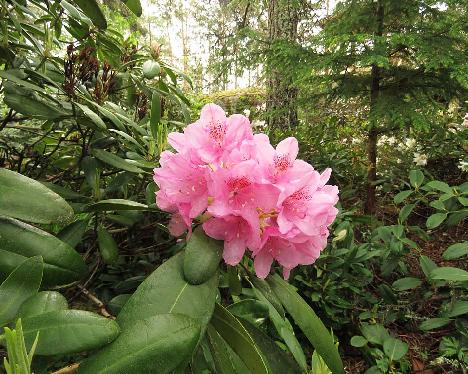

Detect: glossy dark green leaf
[241, 318, 302, 374]
[210, 303, 269, 374]
[79, 314, 200, 373]
[0, 168, 73, 224]
[0, 217, 87, 287]
[92, 149, 144, 173]
[183, 227, 223, 285]
[267, 274, 344, 374]
[97, 226, 119, 265]
[84, 199, 149, 212]
[18, 291, 68, 319]
[206, 324, 243, 374]
[117, 252, 218, 330]
[57, 219, 89, 248]
[248, 275, 285, 318]
[72, 0, 107, 28]
[76, 103, 106, 130]
[0, 256, 43, 327]
[21, 310, 119, 355]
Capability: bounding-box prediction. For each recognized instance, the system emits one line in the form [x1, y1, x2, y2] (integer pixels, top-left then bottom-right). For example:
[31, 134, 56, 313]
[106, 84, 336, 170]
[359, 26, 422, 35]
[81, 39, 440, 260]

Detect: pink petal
[223, 237, 246, 265]
[168, 213, 188, 237]
[254, 250, 274, 279]
[276, 137, 298, 160]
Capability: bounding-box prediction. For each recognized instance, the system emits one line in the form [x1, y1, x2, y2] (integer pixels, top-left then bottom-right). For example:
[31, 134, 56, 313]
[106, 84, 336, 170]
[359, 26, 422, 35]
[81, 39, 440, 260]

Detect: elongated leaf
[122, 0, 142, 16]
[426, 181, 452, 194]
[267, 274, 344, 374]
[72, 0, 107, 28]
[18, 291, 68, 319]
[0, 217, 87, 287]
[210, 303, 269, 374]
[206, 324, 243, 374]
[0, 168, 73, 224]
[97, 226, 119, 265]
[426, 213, 447, 229]
[117, 252, 218, 330]
[240, 318, 302, 374]
[84, 199, 149, 212]
[419, 255, 437, 280]
[21, 310, 119, 355]
[76, 103, 106, 130]
[183, 227, 223, 285]
[57, 219, 89, 248]
[447, 300, 468, 318]
[419, 318, 452, 331]
[150, 91, 161, 138]
[430, 267, 468, 282]
[252, 285, 307, 370]
[443, 242, 468, 260]
[392, 277, 422, 291]
[394, 190, 412, 204]
[0, 257, 43, 327]
[79, 314, 200, 373]
[92, 149, 144, 173]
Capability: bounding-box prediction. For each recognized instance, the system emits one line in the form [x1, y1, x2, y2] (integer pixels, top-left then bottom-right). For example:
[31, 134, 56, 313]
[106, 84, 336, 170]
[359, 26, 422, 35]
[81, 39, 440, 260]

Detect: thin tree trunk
[266, 0, 299, 129]
[364, 1, 384, 215]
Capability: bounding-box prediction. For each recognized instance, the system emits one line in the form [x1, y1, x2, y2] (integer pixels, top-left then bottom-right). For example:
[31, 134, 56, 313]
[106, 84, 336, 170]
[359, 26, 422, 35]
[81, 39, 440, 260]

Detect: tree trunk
[266, 0, 299, 128]
[364, 1, 384, 215]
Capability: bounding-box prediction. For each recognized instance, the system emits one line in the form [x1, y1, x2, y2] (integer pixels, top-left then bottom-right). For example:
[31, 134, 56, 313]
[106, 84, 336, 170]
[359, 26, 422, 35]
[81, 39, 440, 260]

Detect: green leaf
[447, 300, 468, 318]
[251, 284, 306, 370]
[419, 318, 452, 331]
[426, 181, 452, 194]
[206, 324, 243, 374]
[228, 300, 268, 325]
[426, 212, 447, 229]
[0, 257, 43, 327]
[18, 291, 68, 319]
[241, 318, 302, 374]
[21, 310, 119, 355]
[383, 337, 408, 361]
[350, 336, 367, 348]
[248, 276, 285, 318]
[183, 227, 223, 285]
[76, 103, 106, 130]
[92, 149, 144, 173]
[84, 199, 149, 212]
[409, 170, 424, 188]
[150, 91, 161, 140]
[122, 0, 142, 16]
[71, 0, 107, 28]
[79, 314, 200, 373]
[4, 92, 67, 120]
[57, 219, 89, 248]
[0, 168, 73, 224]
[210, 303, 269, 374]
[399, 204, 415, 223]
[142, 60, 161, 79]
[392, 277, 422, 291]
[0, 217, 87, 287]
[117, 252, 218, 331]
[419, 255, 438, 280]
[394, 190, 412, 204]
[97, 226, 119, 265]
[430, 267, 468, 282]
[267, 274, 344, 374]
[443, 242, 468, 260]
[361, 324, 390, 345]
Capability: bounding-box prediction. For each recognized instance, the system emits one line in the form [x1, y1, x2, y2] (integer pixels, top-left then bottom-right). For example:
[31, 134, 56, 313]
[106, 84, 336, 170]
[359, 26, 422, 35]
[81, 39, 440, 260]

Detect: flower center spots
[285, 188, 313, 207]
[273, 153, 292, 173]
[208, 120, 226, 144]
[227, 176, 251, 191]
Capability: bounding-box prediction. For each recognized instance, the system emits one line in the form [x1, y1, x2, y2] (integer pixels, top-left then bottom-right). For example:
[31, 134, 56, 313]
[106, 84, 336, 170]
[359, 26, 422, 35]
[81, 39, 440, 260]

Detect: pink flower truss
[153, 103, 339, 279]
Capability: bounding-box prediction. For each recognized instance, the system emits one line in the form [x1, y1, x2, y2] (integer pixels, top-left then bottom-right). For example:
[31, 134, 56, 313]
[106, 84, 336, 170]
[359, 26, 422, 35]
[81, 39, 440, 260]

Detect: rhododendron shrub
[153, 103, 339, 279]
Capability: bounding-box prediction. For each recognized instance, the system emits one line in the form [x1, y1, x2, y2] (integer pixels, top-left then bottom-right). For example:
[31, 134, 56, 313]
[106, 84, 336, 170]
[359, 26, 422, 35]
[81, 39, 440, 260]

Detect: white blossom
[413, 152, 428, 166]
[251, 119, 266, 128]
[458, 159, 468, 171]
[243, 109, 251, 118]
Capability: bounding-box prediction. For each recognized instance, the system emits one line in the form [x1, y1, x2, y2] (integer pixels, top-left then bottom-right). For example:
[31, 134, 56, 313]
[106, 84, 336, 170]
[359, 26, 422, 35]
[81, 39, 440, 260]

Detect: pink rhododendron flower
[153, 103, 339, 279]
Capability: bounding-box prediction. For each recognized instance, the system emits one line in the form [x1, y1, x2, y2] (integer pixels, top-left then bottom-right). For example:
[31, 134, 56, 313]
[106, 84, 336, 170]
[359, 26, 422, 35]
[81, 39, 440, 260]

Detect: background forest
[0, 0, 467, 373]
